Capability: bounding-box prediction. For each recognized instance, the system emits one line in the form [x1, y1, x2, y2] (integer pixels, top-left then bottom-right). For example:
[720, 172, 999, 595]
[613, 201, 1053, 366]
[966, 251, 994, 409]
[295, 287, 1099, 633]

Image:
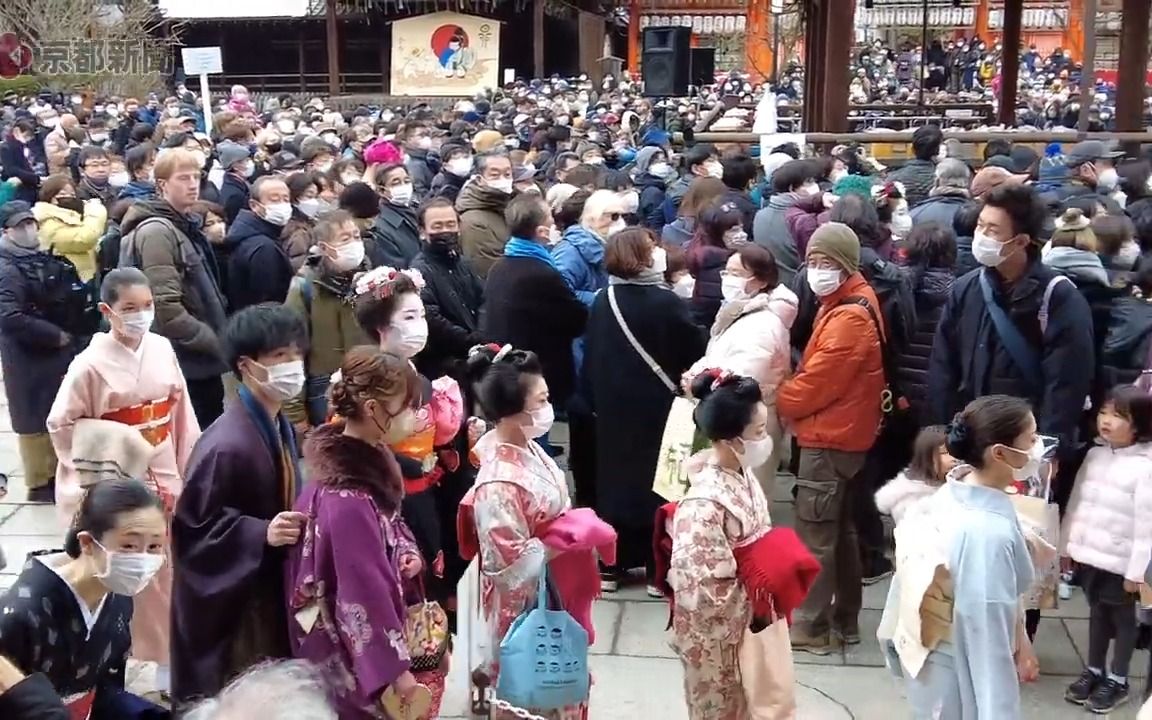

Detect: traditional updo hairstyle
[689, 371, 763, 441]
[944, 395, 1033, 470]
[353, 268, 421, 344]
[329, 345, 421, 421]
[64, 478, 164, 558]
[465, 344, 544, 422]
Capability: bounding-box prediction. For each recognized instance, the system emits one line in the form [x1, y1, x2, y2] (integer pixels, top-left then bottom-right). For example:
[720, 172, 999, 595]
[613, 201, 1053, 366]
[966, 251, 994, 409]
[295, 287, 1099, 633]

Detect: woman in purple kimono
[285, 346, 431, 718]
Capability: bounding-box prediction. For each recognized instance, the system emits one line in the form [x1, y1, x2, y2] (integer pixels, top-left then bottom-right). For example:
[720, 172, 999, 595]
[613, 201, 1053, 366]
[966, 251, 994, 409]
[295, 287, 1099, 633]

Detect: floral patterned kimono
[668, 457, 773, 719]
[468, 432, 585, 720]
[45, 330, 200, 665]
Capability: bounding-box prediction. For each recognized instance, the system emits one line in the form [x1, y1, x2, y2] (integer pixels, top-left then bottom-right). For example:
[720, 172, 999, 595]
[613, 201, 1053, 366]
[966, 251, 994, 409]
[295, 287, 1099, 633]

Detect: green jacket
[282, 262, 371, 423]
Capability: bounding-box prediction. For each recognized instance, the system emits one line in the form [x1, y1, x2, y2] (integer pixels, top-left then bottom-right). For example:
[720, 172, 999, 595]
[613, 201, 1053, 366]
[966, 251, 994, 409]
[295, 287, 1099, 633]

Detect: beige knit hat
[807, 222, 861, 274]
[1051, 208, 1097, 252]
[471, 129, 504, 154]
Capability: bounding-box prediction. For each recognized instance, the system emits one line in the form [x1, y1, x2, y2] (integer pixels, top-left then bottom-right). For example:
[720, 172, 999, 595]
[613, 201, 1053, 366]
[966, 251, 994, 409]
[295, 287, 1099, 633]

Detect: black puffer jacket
[894, 267, 954, 423]
[886, 159, 937, 208]
[1101, 291, 1152, 388]
[687, 244, 729, 329]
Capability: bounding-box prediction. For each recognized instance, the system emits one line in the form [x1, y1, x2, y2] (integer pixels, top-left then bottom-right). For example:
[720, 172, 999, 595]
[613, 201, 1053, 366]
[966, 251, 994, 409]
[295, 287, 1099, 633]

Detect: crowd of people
[0, 69, 1149, 720]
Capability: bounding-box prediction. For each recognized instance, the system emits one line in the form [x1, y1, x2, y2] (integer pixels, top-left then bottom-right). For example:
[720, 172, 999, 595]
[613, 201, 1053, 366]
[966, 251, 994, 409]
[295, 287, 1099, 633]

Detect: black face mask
[57, 197, 84, 214]
[427, 231, 461, 258]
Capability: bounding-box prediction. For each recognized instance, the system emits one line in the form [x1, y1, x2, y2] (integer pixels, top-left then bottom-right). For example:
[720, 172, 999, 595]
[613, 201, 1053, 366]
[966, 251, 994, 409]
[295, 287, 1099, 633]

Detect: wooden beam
[326, 0, 340, 97]
[533, 0, 545, 78]
[996, 0, 1022, 126]
[1115, 0, 1151, 142]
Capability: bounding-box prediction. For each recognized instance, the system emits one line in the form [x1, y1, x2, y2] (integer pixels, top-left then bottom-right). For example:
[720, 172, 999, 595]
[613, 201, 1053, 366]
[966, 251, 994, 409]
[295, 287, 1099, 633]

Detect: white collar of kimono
[85, 331, 154, 387]
[473, 431, 568, 493]
[38, 554, 108, 639]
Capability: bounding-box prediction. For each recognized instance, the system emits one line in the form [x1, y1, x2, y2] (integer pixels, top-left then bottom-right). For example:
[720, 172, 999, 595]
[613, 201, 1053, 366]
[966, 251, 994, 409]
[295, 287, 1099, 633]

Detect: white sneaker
[600, 576, 619, 593]
[1059, 581, 1072, 601]
[646, 584, 664, 599]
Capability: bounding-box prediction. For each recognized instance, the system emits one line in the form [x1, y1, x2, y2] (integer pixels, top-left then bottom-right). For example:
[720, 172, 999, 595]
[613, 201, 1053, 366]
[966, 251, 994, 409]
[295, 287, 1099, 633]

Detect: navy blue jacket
[223, 209, 294, 313]
[0, 136, 40, 204]
[635, 174, 667, 231]
[219, 172, 250, 225]
[927, 261, 1094, 460]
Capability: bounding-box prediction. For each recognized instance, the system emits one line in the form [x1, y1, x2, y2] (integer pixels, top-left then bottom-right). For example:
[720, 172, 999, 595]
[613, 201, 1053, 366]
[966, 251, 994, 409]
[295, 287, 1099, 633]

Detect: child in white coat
[1061, 385, 1152, 714]
[875, 425, 955, 525]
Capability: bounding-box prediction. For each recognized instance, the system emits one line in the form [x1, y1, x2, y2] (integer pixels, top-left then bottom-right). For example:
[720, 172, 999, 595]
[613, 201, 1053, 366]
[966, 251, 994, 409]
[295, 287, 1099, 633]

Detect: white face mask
[649, 161, 672, 179]
[488, 177, 515, 194]
[799, 181, 820, 196]
[723, 228, 748, 249]
[890, 212, 913, 239]
[117, 309, 154, 338]
[328, 240, 365, 272]
[262, 201, 293, 227]
[705, 161, 724, 179]
[585, 155, 605, 166]
[972, 231, 1011, 267]
[672, 275, 695, 298]
[447, 157, 473, 177]
[608, 218, 627, 236]
[389, 318, 428, 358]
[341, 172, 362, 186]
[252, 359, 306, 401]
[1001, 437, 1045, 481]
[548, 226, 563, 246]
[807, 267, 844, 297]
[721, 275, 748, 302]
[315, 160, 334, 174]
[240, 160, 256, 178]
[297, 197, 324, 219]
[830, 168, 848, 184]
[1098, 167, 1119, 190]
[94, 541, 164, 596]
[735, 435, 774, 469]
[650, 246, 668, 274]
[619, 190, 640, 214]
[388, 183, 414, 206]
[108, 171, 130, 188]
[522, 402, 555, 439]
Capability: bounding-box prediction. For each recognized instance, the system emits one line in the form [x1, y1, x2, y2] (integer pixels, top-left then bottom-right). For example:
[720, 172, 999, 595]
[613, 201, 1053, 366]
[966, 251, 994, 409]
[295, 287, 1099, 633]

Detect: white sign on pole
[181, 46, 222, 76]
[180, 47, 222, 136]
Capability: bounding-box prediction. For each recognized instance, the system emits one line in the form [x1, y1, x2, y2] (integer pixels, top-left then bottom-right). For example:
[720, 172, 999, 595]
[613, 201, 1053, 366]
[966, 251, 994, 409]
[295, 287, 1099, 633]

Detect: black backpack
[22, 250, 99, 338]
[863, 257, 917, 360]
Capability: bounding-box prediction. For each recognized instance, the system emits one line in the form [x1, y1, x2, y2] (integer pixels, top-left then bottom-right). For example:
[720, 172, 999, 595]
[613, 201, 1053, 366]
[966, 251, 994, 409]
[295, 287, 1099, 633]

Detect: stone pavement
[0, 401, 1146, 718]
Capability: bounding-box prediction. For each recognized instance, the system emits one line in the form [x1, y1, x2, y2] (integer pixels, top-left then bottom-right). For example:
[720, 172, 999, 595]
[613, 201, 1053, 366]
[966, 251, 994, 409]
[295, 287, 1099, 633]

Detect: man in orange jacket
[777, 222, 886, 655]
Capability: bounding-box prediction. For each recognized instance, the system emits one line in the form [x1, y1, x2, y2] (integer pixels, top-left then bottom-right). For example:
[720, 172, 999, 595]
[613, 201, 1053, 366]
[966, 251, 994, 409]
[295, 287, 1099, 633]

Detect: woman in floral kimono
[46, 267, 200, 688]
[285, 346, 431, 719]
[353, 266, 471, 613]
[460, 344, 600, 720]
[668, 372, 791, 719]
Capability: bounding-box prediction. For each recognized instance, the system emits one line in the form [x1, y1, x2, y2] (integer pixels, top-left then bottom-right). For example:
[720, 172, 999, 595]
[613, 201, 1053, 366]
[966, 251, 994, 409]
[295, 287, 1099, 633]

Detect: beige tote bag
[738, 619, 796, 720]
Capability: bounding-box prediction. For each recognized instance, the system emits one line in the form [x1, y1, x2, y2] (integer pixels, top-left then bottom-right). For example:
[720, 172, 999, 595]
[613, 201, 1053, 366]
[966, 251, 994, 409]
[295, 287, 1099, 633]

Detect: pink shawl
[535, 508, 617, 643]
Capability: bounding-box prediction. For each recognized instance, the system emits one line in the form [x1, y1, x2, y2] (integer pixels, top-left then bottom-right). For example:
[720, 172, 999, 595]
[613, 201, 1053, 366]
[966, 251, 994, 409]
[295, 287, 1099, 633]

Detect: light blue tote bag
[496, 567, 590, 711]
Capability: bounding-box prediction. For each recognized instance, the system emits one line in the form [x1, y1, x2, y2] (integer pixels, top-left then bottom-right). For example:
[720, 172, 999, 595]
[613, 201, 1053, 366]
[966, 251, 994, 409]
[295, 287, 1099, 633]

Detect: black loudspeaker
[689, 47, 715, 88]
[642, 26, 691, 97]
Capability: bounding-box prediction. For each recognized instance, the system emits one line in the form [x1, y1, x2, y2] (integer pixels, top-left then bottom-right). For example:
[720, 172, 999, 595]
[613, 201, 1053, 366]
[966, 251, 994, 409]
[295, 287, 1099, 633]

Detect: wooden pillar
[1115, 0, 1151, 139]
[996, 0, 1022, 126]
[627, 0, 641, 72]
[746, 0, 773, 82]
[533, 0, 545, 78]
[380, 24, 391, 95]
[819, 0, 854, 133]
[297, 26, 307, 93]
[802, 0, 826, 132]
[975, 0, 990, 43]
[325, 0, 340, 96]
[1064, 0, 1084, 62]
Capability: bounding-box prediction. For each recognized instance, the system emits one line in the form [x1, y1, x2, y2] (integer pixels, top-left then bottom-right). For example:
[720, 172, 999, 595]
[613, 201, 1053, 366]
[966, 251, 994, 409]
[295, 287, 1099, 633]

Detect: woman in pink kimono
[458, 344, 606, 720]
[667, 372, 793, 719]
[46, 267, 200, 685]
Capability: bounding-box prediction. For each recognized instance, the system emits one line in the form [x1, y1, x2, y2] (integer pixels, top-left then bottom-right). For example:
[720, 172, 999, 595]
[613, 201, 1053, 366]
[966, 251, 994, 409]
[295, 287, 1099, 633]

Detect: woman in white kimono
[460, 344, 602, 720]
[668, 372, 791, 718]
[46, 267, 200, 688]
[885, 395, 1040, 719]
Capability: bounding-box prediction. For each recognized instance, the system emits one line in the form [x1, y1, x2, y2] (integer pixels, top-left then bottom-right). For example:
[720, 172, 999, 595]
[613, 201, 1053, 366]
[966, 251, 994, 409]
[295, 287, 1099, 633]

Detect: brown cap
[971, 166, 1029, 199]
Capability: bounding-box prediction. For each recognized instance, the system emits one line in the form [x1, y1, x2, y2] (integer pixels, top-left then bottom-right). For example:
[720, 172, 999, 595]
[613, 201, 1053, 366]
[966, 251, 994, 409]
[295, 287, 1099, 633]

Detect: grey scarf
[609, 267, 665, 287]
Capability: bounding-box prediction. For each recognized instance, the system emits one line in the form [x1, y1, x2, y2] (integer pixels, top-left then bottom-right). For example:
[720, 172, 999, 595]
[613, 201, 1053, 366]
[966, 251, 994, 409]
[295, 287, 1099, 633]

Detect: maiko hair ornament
[702, 367, 735, 391]
[467, 343, 514, 363]
[945, 416, 972, 456]
[354, 266, 425, 298]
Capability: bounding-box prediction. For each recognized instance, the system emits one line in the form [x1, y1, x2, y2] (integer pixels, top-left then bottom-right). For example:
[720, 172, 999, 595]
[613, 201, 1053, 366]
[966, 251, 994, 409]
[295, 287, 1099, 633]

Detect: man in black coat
[216, 140, 254, 225]
[0, 201, 81, 503]
[887, 124, 944, 208]
[223, 176, 295, 314]
[482, 194, 587, 410]
[409, 198, 487, 380]
[1, 119, 41, 205]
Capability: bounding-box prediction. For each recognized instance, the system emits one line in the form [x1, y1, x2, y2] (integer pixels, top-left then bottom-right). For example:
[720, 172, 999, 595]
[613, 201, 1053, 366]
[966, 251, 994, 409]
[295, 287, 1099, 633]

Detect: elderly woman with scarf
[285, 346, 438, 719]
[584, 228, 706, 592]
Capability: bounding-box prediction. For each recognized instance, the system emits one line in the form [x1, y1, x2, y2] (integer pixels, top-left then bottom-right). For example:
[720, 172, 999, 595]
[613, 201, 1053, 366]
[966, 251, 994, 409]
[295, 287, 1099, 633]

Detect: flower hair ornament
[354, 266, 426, 299]
[468, 343, 514, 363]
[870, 180, 905, 204]
[702, 367, 735, 391]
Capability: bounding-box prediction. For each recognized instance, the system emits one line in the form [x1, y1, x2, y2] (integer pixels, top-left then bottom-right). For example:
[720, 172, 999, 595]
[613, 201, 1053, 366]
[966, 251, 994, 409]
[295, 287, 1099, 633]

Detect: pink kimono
[463, 433, 594, 720]
[47, 331, 200, 664]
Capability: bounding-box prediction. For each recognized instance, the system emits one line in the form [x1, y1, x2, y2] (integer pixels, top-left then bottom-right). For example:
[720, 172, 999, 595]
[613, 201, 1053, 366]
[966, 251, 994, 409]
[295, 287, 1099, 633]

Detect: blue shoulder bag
[978, 269, 1071, 397]
[496, 568, 590, 711]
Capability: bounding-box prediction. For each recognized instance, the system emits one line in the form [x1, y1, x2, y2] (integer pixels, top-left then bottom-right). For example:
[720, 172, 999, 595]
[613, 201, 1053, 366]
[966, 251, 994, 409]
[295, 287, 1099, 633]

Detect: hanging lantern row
[638, 14, 747, 35]
[855, 6, 977, 27]
[988, 8, 1068, 29]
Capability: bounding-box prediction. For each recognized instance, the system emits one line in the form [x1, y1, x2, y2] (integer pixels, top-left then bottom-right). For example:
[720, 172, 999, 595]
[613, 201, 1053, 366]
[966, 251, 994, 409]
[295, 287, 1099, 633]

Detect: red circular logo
[0, 33, 33, 80]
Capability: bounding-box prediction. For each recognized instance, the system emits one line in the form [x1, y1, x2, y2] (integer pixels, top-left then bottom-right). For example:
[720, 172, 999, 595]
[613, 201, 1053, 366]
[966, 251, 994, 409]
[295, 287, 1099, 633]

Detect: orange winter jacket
[777, 272, 885, 452]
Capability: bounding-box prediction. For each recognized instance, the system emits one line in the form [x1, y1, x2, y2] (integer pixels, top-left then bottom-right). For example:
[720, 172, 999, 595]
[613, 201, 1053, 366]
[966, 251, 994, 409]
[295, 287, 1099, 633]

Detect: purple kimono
[170, 398, 294, 705]
[286, 423, 418, 718]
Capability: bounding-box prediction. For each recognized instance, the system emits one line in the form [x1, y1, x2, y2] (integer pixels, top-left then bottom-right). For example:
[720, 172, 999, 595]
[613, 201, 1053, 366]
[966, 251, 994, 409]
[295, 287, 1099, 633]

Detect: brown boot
[790, 627, 840, 656]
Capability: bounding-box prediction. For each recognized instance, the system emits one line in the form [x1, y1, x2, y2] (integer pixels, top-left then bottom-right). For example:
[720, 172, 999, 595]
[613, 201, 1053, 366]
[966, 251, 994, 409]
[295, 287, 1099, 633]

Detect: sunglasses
[607, 212, 622, 221]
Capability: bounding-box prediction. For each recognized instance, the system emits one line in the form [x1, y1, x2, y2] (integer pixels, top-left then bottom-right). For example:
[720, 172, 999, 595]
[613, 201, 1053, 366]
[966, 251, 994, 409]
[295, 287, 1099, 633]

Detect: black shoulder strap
[837, 295, 906, 408]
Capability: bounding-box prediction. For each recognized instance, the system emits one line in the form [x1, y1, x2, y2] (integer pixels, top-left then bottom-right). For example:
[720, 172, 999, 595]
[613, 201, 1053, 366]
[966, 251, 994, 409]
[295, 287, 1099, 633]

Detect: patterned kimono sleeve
[429, 377, 464, 446]
[473, 481, 547, 603]
[668, 498, 747, 649]
[322, 493, 412, 703]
